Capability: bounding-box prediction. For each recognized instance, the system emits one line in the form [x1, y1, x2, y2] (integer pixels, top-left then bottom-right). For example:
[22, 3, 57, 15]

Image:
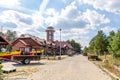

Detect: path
[28, 55, 112, 80]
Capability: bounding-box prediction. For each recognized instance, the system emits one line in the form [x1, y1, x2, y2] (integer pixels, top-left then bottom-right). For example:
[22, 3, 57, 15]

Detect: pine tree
[107, 31, 116, 53]
[110, 30, 120, 57]
[89, 30, 108, 55]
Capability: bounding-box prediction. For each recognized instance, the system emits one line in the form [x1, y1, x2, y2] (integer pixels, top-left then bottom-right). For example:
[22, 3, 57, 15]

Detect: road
[28, 55, 112, 80]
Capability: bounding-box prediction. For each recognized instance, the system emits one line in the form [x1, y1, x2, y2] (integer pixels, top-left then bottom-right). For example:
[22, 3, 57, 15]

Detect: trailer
[12, 55, 41, 64]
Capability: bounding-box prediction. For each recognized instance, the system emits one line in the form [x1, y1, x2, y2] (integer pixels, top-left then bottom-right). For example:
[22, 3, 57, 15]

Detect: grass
[0, 65, 2, 74]
[99, 54, 120, 66]
[113, 58, 120, 66]
[0, 65, 3, 80]
[96, 54, 120, 78]
[103, 62, 120, 78]
[91, 54, 120, 78]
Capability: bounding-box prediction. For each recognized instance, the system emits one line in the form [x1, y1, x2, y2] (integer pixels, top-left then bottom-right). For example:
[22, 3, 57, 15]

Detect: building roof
[12, 34, 45, 47]
[54, 41, 73, 49]
[46, 26, 55, 32]
[0, 34, 10, 45]
[47, 26, 54, 30]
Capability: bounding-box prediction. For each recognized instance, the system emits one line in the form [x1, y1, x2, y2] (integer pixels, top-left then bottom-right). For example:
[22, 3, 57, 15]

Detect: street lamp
[58, 28, 61, 60]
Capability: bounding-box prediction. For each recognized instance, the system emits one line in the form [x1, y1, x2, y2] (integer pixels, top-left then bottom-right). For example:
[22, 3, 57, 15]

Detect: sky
[0, 0, 120, 48]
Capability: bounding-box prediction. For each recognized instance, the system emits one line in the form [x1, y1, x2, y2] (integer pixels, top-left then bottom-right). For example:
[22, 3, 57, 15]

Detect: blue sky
[0, 0, 120, 48]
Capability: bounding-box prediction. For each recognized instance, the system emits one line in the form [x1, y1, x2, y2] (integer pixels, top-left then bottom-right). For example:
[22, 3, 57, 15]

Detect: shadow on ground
[12, 62, 45, 67]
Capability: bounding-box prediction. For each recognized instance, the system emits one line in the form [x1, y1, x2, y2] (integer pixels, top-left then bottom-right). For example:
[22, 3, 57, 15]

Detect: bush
[0, 65, 3, 74]
[88, 54, 99, 60]
[113, 53, 120, 58]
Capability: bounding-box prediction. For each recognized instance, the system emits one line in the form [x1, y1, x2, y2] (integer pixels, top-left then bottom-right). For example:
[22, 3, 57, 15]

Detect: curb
[100, 66, 120, 80]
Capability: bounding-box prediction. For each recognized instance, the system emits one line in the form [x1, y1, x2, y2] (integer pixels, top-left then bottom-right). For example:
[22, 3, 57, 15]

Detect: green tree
[5, 30, 18, 42]
[83, 46, 89, 53]
[88, 37, 96, 53]
[110, 30, 120, 57]
[67, 39, 81, 52]
[107, 31, 116, 53]
[0, 32, 4, 36]
[88, 30, 108, 55]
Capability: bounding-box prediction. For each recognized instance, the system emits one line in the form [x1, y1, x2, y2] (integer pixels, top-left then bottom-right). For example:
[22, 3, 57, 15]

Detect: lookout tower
[45, 26, 55, 42]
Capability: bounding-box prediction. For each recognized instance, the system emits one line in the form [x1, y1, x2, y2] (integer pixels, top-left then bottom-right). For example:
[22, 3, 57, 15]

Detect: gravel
[29, 55, 112, 80]
[1, 55, 112, 80]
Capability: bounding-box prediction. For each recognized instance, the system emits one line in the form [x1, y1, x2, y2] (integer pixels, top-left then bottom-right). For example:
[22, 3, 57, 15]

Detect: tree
[67, 39, 81, 52]
[88, 30, 108, 55]
[74, 42, 81, 52]
[0, 32, 4, 36]
[110, 30, 120, 57]
[83, 46, 89, 53]
[88, 37, 96, 53]
[107, 31, 116, 53]
[5, 30, 18, 42]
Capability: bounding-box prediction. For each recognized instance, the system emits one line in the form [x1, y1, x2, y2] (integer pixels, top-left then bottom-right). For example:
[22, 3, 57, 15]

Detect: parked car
[81, 52, 87, 56]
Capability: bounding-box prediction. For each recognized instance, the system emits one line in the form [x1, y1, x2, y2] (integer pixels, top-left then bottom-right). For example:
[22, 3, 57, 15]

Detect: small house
[12, 34, 45, 52]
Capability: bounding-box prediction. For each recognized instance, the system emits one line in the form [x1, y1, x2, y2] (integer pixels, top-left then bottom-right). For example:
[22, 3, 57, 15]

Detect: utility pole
[58, 28, 62, 60]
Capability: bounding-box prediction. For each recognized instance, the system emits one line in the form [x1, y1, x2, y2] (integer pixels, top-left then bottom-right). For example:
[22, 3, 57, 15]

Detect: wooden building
[53, 41, 73, 55]
[12, 34, 45, 51]
[0, 34, 10, 45]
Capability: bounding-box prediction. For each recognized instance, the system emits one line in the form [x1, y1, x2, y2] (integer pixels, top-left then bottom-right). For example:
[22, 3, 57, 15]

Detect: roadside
[88, 54, 120, 80]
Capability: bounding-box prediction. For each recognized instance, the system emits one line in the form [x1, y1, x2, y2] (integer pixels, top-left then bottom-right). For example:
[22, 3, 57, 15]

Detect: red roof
[12, 34, 45, 47]
[54, 41, 73, 49]
[0, 34, 10, 45]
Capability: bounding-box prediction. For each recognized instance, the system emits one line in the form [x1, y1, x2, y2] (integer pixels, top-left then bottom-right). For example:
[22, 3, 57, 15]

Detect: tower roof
[46, 26, 55, 32]
[47, 26, 54, 30]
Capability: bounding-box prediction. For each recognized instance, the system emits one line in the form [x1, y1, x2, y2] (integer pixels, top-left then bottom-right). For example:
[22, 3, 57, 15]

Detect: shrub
[0, 65, 3, 74]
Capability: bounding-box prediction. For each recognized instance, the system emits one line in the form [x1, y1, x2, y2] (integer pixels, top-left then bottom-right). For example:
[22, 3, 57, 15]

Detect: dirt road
[27, 55, 112, 80]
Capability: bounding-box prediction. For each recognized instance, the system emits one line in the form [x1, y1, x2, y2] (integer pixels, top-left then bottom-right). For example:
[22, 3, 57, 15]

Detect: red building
[12, 34, 45, 51]
[53, 41, 73, 55]
[45, 26, 73, 55]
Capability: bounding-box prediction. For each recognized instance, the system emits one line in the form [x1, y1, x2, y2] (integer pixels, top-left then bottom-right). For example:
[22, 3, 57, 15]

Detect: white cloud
[45, 1, 86, 29]
[45, 8, 59, 26]
[83, 9, 110, 29]
[81, 0, 120, 14]
[44, 1, 111, 48]
[0, 0, 50, 37]
[0, 0, 20, 9]
[0, 10, 29, 33]
[45, 8, 58, 16]
[45, 1, 110, 30]
[68, 34, 90, 48]
[77, 36, 90, 48]
[0, 0, 114, 48]
[62, 0, 67, 3]
[32, 12, 44, 28]
[100, 26, 117, 34]
[70, 28, 88, 34]
[0, 0, 34, 13]
[0, 10, 45, 36]
[39, 0, 50, 15]
[61, 1, 79, 19]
